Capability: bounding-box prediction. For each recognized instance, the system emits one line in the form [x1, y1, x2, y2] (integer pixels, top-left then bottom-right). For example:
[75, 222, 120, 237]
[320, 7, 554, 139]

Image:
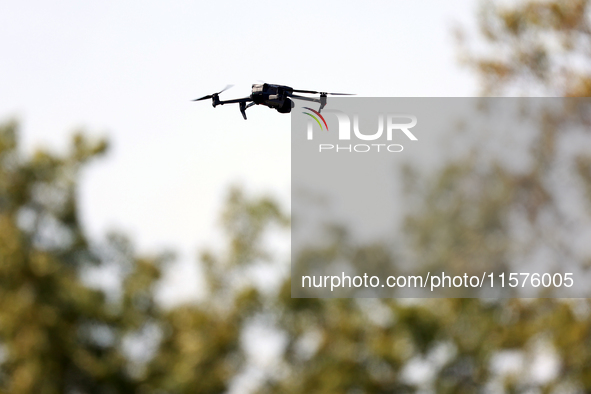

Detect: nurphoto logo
[303, 109, 418, 153]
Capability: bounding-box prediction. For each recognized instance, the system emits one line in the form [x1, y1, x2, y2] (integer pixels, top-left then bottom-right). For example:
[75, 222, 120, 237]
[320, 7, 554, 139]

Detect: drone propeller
[292, 89, 355, 96]
[192, 84, 234, 101]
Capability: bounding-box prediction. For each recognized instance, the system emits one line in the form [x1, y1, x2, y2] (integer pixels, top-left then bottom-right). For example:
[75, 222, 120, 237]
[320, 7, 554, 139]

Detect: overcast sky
[0, 0, 478, 304]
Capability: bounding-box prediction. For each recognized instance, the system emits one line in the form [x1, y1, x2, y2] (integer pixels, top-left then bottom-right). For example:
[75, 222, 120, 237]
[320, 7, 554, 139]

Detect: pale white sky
[0, 0, 478, 304]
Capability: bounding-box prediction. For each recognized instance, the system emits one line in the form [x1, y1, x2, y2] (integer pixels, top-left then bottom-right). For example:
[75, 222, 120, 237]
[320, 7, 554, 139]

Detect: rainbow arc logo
[302, 107, 328, 131]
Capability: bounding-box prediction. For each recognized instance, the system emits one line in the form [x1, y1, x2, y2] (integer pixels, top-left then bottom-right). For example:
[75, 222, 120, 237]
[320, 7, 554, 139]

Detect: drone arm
[290, 94, 328, 112]
[289, 94, 321, 103]
[218, 97, 253, 105]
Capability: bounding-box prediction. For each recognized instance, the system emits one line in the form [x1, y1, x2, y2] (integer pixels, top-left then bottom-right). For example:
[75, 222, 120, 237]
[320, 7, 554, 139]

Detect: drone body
[193, 83, 353, 120]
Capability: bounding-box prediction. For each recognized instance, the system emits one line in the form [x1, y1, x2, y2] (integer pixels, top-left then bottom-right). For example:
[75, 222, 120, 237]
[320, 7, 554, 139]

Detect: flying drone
[193, 83, 354, 120]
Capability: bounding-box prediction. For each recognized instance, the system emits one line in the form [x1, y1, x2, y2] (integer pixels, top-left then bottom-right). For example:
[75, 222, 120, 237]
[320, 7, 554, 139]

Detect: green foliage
[460, 0, 591, 96]
[0, 121, 136, 393]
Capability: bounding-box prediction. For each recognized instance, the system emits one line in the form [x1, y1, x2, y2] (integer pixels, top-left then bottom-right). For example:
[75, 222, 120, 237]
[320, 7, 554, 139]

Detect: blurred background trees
[2, 0, 591, 393]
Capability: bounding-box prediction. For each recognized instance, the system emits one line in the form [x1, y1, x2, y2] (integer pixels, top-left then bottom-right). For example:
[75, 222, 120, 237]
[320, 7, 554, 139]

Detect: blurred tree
[272, 0, 591, 392]
[0, 121, 175, 393]
[459, 0, 591, 97]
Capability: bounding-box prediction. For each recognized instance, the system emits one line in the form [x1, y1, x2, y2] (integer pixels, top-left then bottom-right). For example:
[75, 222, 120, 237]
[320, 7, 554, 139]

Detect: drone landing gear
[318, 94, 327, 112]
[239, 102, 256, 120]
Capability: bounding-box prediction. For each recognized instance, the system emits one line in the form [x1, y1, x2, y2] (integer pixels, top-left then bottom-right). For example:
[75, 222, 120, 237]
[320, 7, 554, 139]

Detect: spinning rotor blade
[192, 84, 234, 101]
[193, 94, 213, 101]
[217, 84, 234, 94]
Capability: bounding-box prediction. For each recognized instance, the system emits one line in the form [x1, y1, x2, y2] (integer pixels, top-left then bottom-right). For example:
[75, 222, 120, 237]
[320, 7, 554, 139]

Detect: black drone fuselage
[212, 84, 295, 118]
[249, 84, 294, 113]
